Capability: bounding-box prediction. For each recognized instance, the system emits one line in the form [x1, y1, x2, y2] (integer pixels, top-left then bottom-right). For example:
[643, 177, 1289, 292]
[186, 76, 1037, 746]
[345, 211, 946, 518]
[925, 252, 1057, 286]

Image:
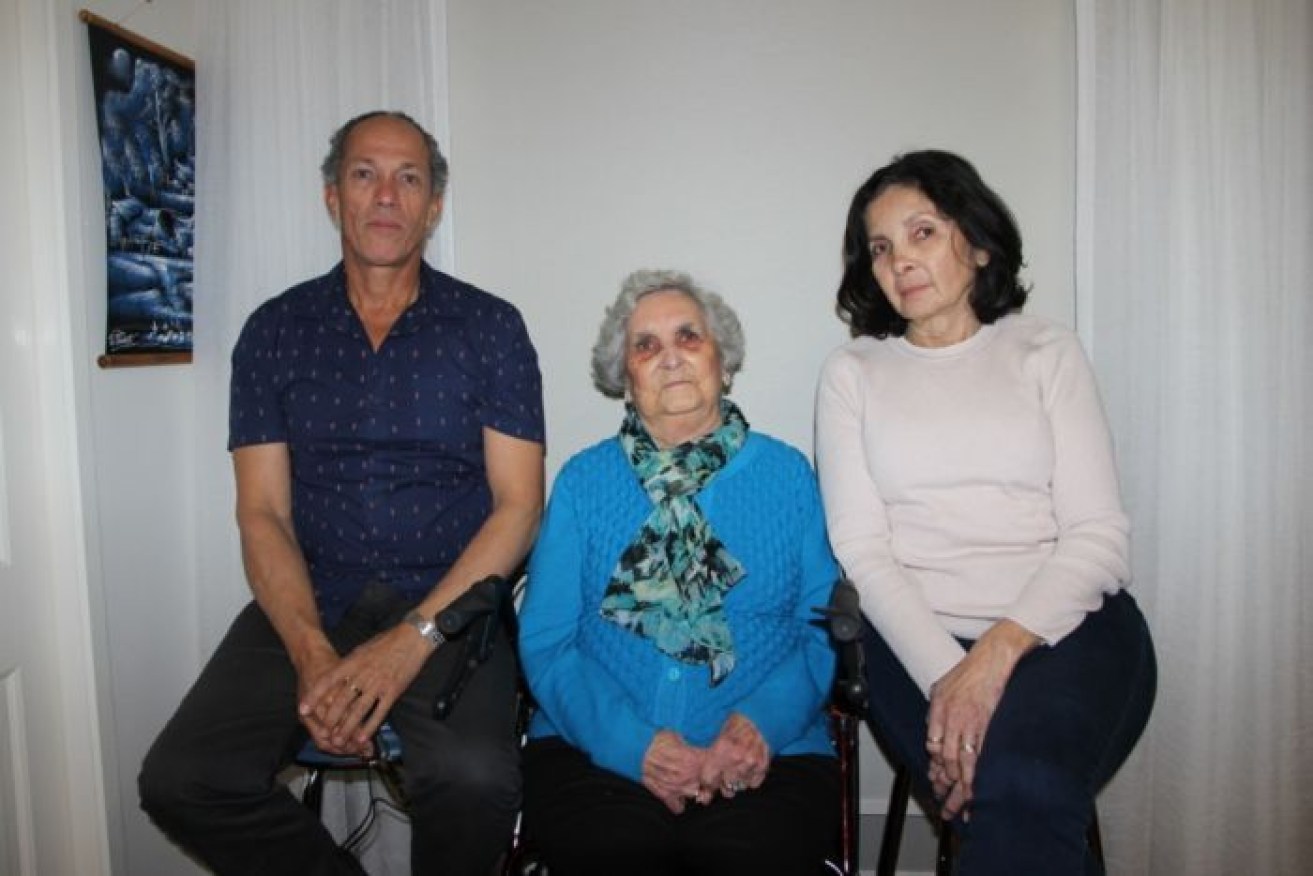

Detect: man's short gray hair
[591, 269, 745, 398]
[320, 110, 449, 195]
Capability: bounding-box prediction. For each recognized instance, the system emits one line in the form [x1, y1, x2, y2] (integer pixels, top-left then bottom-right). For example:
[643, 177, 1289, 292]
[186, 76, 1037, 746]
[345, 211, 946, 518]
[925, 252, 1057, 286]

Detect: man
[140, 111, 545, 875]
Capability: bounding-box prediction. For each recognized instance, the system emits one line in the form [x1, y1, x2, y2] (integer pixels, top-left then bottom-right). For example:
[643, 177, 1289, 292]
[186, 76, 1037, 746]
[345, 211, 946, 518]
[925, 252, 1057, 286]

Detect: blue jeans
[139, 582, 521, 876]
[862, 590, 1157, 876]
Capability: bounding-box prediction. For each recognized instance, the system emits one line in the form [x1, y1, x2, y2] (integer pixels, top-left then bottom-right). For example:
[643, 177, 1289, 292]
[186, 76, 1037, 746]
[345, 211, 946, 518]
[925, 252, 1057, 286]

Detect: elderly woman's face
[625, 290, 724, 443]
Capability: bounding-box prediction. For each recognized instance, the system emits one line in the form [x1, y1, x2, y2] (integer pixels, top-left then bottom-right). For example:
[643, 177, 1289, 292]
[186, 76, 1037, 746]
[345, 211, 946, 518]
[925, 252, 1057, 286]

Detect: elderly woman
[815, 151, 1157, 875]
[518, 270, 840, 875]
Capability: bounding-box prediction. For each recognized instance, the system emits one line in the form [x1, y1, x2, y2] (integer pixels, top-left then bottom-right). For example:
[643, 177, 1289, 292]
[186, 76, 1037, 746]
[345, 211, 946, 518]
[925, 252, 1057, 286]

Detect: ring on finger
[961, 739, 977, 754]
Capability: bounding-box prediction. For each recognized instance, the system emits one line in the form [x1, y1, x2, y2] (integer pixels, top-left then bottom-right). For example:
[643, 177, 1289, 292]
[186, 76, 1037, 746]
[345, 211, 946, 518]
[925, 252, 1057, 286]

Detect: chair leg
[501, 814, 549, 876]
[502, 809, 527, 876]
[1087, 810, 1105, 866]
[934, 819, 954, 876]
[876, 766, 910, 876]
[374, 760, 410, 810]
[835, 712, 862, 876]
[301, 766, 326, 816]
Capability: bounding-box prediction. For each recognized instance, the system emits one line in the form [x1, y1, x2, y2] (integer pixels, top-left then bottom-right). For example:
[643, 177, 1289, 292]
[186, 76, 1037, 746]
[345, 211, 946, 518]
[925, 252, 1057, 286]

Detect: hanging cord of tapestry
[113, 0, 154, 29]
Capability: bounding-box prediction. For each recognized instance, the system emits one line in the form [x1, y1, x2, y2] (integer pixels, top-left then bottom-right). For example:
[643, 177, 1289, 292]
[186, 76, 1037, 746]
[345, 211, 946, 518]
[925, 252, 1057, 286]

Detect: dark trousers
[521, 736, 840, 876]
[862, 590, 1157, 876]
[139, 583, 521, 876]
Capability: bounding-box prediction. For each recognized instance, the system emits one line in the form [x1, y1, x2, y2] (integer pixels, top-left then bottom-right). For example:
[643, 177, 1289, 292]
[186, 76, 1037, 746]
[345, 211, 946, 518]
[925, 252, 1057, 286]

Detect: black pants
[139, 583, 520, 876]
[521, 736, 840, 876]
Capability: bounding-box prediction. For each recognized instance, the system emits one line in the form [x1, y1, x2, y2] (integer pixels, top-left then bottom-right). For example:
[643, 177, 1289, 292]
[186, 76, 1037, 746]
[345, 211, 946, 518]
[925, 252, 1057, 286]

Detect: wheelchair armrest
[816, 578, 869, 714]
[431, 575, 517, 721]
[833, 639, 869, 715]
[436, 575, 509, 635]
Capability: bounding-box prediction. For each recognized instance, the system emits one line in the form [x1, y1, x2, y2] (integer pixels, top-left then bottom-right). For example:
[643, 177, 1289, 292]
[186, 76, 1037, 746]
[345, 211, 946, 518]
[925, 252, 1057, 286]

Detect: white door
[0, 1, 111, 873]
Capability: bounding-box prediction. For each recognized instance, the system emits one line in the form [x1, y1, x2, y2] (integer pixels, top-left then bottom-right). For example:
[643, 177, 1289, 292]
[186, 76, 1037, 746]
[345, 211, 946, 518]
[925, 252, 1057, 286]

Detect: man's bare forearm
[239, 507, 335, 670]
[409, 493, 541, 619]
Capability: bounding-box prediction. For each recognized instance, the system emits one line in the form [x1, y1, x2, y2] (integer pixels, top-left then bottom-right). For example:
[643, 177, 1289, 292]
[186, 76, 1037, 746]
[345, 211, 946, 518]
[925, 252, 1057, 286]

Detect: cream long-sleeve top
[814, 312, 1130, 695]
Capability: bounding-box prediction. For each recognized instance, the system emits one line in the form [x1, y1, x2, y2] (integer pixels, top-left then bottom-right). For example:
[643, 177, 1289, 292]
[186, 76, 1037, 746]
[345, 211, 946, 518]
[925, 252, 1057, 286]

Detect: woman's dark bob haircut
[836, 150, 1028, 339]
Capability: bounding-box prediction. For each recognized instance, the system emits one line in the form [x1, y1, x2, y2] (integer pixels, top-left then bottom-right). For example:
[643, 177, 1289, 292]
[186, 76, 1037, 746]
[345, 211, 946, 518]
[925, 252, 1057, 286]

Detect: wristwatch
[403, 610, 446, 648]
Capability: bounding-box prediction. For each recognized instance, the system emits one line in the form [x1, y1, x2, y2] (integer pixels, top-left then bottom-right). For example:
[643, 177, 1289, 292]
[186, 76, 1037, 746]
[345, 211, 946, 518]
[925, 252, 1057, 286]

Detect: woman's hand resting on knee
[926, 619, 1040, 821]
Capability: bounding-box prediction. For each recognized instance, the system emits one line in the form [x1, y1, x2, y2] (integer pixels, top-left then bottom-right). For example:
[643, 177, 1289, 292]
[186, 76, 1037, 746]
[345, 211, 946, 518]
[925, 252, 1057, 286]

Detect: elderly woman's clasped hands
[641, 713, 771, 813]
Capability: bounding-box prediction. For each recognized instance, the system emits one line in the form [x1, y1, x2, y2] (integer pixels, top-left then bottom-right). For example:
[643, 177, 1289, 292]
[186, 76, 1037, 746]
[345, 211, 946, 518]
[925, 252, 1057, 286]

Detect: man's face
[324, 116, 443, 271]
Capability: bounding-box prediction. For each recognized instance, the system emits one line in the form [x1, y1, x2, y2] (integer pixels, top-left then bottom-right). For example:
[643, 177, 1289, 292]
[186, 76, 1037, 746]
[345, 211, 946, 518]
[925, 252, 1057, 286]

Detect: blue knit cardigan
[519, 431, 839, 783]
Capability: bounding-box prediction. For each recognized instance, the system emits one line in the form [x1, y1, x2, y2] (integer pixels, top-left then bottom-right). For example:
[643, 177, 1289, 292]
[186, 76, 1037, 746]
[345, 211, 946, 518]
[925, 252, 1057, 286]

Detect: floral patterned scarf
[599, 399, 748, 686]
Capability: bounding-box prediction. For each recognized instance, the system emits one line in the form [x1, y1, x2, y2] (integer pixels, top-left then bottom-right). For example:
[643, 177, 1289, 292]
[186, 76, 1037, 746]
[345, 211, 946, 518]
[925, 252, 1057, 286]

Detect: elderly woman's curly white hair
[591, 269, 746, 399]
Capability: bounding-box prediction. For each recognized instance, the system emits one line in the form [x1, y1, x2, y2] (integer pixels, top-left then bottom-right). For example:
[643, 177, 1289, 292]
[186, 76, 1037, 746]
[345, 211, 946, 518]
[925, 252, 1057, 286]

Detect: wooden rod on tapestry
[77, 10, 191, 70]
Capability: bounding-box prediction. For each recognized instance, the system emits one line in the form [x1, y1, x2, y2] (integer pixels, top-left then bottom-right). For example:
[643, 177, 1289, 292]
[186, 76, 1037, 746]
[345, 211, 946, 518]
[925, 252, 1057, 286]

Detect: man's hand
[290, 640, 368, 757]
[700, 713, 770, 799]
[299, 623, 435, 755]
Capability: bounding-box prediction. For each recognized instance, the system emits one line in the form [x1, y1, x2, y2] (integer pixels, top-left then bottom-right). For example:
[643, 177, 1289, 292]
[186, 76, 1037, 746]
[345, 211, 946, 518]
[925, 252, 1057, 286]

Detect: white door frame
[0, 0, 111, 872]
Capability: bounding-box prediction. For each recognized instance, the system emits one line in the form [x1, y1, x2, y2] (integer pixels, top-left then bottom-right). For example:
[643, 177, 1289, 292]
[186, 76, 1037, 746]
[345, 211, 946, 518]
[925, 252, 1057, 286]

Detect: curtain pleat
[1078, 1, 1312, 873]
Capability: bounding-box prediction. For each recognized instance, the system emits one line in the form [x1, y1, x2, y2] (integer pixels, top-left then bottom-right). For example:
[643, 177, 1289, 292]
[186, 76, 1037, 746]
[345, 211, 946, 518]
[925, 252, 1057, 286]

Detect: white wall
[446, 2, 1074, 868]
[66, 2, 205, 874]
[446, 0, 1075, 477]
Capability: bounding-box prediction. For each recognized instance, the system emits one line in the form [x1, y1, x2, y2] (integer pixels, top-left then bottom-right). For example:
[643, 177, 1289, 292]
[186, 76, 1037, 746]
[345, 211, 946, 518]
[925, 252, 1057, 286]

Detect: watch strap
[403, 609, 446, 648]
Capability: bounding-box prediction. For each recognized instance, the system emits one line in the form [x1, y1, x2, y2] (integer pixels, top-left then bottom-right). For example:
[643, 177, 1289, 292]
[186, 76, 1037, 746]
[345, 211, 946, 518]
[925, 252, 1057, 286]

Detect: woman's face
[624, 290, 724, 446]
[864, 184, 988, 346]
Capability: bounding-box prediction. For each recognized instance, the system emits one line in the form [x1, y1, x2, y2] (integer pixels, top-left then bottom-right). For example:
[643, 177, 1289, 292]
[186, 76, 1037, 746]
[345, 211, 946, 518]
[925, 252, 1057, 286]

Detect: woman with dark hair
[816, 150, 1156, 875]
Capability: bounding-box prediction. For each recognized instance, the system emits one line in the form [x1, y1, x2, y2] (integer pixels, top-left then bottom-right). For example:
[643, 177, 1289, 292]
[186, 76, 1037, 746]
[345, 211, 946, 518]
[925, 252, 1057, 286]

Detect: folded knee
[138, 743, 200, 822]
[138, 739, 270, 822]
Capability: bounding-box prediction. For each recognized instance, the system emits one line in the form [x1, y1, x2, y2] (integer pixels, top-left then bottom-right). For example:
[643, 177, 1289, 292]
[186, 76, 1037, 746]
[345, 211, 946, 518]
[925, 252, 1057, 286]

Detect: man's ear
[324, 186, 341, 229]
[425, 193, 445, 237]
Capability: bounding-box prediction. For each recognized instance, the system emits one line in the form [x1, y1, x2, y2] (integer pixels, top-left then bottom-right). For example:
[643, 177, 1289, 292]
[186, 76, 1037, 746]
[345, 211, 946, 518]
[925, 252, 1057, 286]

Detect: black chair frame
[820, 578, 868, 876]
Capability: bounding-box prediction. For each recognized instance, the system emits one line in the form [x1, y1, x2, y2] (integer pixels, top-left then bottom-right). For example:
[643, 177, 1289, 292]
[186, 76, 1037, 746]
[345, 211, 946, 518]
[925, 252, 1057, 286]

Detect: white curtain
[191, 2, 451, 872]
[1076, 1, 1312, 873]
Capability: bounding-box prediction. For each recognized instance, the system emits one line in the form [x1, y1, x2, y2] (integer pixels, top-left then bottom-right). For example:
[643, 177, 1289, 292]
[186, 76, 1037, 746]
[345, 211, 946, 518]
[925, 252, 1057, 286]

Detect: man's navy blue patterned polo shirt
[229, 261, 544, 626]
